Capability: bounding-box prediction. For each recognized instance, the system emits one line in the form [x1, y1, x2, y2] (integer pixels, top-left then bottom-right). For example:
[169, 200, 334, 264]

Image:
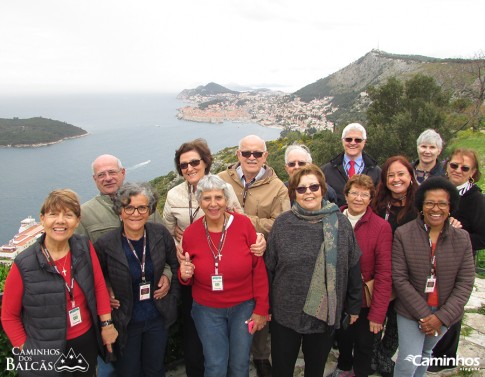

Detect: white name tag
[425, 276, 436, 293]
[69, 307, 82, 327]
[139, 282, 151, 301]
[212, 275, 224, 291]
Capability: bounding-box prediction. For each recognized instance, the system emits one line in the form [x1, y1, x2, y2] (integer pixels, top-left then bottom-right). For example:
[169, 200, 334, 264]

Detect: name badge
[425, 275, 436, 293]
[139, 281, 151, 301]
[211, 275, 223, 291]
[69, 307, 82, 327]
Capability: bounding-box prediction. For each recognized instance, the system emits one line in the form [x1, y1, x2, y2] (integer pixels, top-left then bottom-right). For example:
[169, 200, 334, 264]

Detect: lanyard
[41, 245, 75, 306]
[424, 223, 439, 276]
[203, 215, 227, 275]
[125, 229, 147, 282]
[188, 183, 200, 224]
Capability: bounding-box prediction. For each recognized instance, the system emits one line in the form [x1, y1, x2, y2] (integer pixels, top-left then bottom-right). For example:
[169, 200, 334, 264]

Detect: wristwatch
[100, 319, 114, 327]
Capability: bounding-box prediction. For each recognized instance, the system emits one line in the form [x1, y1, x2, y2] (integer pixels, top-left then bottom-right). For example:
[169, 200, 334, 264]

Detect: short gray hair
[416, 129, 443, 150]
[284, 144, 312, 164]
[113, 182, 159, 215]
[341, 123, 367, 140]
[195, 174, 230, 202]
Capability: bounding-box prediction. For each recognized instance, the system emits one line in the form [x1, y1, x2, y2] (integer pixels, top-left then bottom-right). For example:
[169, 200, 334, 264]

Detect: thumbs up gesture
[180, 252, 195, 282]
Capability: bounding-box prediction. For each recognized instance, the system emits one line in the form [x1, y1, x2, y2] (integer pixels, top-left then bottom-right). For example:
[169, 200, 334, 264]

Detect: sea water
[0, 93, 280, 243]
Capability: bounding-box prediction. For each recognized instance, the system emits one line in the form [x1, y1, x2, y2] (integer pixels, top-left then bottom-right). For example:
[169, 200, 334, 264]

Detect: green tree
[365, 74, 452, 164]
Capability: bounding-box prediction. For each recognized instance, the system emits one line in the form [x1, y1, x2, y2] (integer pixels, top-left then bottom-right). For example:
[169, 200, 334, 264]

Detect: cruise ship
[0, 216, 45, 263]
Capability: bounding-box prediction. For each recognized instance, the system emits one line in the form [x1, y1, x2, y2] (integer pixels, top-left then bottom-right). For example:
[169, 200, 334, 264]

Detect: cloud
[0, 0, 483, 94]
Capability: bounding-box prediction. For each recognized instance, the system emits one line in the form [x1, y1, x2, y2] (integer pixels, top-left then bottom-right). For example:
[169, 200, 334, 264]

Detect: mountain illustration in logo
[54, 348, 89, 373]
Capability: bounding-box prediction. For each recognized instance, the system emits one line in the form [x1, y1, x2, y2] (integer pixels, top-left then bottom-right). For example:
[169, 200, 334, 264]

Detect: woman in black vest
[1, 189, 118, 377]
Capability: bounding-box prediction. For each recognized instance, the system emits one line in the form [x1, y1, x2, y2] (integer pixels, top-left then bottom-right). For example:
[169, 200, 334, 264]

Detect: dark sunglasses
[295, 184, 320, 194]
[240, 151, 264, 158]
[179, 159, 202, 170]
[287, 161, 307, 168]
[343, 137, 364, 143]
[449, 162, 471, 172]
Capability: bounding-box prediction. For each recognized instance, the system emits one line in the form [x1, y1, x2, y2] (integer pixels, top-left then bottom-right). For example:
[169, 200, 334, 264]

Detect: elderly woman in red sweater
[179, 174, 269, 377]
[329, 174, 393, 377]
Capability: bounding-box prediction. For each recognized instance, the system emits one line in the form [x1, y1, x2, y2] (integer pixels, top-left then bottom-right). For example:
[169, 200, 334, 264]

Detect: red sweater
[1, 243, 111, 346]
[180, 212, 269, 316]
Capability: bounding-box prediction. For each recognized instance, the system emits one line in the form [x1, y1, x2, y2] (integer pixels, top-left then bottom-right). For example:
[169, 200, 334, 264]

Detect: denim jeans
[192, 299, 255, 377]
[98, 356, 117, 377]
[114, 316, 168, 377]
[394, 313, 447, 377]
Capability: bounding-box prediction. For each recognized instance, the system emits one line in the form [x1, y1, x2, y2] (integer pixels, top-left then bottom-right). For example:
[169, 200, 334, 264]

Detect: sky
[1, 0, 484, 95]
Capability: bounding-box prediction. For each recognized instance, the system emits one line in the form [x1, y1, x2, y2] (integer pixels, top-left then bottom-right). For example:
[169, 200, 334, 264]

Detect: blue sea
[0, 93, 281, 244]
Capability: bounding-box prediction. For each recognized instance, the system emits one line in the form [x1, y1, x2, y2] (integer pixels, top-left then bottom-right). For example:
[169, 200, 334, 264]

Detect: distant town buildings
[177, 91, 336, 132]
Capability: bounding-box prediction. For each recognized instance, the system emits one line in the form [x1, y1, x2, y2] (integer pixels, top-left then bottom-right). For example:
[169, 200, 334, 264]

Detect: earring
[469, 177, 475, 184]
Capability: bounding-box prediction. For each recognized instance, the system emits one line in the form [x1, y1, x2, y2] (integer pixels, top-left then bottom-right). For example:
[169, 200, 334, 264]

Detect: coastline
[0, 132, 89, 148]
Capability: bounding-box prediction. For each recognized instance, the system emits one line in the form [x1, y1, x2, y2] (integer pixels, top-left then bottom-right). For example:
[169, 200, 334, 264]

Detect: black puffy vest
[13, 234, 102, 376]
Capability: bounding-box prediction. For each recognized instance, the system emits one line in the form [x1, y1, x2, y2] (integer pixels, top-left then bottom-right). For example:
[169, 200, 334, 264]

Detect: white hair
[416, 129, 443, 150]
[284, 144, 312, 164]
[341, 123, 367, 140]
[238, 135, 267, 151]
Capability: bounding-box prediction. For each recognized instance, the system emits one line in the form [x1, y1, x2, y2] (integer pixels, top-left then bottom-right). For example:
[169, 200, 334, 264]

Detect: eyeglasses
[95, 169, 121, 180]
[343, 137, 364, 143]
[295, 184, 320, 194]
[423, 201, 449, 210]
[240, 151, 264, 158]
[348, 191, 371, 199]
[287, 161, 307, 168]
[123, 205, 150, 215]
[449, 162, 471, 173]
[179, 159, 202, 170]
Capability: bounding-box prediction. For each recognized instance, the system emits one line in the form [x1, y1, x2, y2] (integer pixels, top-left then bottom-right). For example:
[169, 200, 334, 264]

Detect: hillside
[0, 117, 87, 147]
[294, 49, 482, 125]
[177, 82, 238, 99]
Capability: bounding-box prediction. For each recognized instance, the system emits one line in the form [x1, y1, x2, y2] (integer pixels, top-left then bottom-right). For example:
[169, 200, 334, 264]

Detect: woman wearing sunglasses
[94, 182, 180, 377]
[429, 148, 485, 373]
[162, 138, 265, 377]
[265, 164, 362, 377]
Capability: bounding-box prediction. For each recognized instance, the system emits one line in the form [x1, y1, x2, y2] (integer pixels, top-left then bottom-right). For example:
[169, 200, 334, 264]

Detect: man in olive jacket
[76, 154, 170, 377]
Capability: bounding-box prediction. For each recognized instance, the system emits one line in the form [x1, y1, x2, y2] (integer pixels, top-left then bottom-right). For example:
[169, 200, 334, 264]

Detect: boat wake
[127, 160, 151, 170]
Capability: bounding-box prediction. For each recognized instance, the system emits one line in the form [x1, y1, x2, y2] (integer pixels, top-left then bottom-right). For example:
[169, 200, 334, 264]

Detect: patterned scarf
[456, 181, 473, 196]
[291, 200, 339, 325]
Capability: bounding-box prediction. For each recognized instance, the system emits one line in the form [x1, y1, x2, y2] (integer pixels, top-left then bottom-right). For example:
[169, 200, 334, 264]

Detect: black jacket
[453, 184, 485, 251]
[322, 152, 381, 207]
[94, 222, 180, 356]
[14, 234, 103, 377]
[412, 159, 446, 185]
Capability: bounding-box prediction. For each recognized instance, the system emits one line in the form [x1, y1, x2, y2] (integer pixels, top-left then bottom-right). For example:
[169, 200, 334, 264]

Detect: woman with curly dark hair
[393, 177, 474, 376]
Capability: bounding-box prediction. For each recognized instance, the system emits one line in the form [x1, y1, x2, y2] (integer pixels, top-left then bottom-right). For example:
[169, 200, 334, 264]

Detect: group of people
[0, 123, 482, 377]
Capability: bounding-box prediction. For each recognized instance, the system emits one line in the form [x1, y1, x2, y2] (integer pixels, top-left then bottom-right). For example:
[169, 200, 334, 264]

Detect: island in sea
[0, 116, 88, 147]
